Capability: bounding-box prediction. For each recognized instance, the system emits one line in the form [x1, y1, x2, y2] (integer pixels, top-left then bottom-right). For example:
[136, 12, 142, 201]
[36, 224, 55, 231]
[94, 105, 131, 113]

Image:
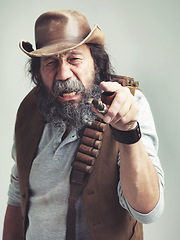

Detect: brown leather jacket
[15, 87, 143, 240]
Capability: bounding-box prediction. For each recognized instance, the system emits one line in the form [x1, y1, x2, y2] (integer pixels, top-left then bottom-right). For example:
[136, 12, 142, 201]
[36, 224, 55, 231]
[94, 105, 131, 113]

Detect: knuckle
[108, 108, 116, 118]
[120, 116, 127, 125]
[113, 81, 121, 88]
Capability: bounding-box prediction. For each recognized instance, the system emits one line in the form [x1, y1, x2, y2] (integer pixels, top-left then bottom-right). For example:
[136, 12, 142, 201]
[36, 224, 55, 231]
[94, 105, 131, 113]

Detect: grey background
[0, 0, 179, 239]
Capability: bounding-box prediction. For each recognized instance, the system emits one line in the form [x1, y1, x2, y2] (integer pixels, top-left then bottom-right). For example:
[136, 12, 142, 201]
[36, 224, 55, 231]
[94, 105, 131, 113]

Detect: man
[3, 10, 164, 240]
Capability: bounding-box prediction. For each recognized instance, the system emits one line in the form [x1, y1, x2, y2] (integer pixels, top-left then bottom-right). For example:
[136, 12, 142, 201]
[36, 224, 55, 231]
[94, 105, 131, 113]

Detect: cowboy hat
[19, 10, 105, 57]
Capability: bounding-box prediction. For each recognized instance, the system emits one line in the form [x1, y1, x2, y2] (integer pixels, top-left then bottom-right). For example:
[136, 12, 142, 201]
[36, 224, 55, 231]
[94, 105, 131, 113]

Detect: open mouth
[52, 80, 85, 102]
[58, 90, 82, 102]
[61, 91, 77, 97]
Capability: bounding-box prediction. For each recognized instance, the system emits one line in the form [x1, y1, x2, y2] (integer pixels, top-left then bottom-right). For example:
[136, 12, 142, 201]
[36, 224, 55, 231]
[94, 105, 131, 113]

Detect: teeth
[62, 92, 76, 97]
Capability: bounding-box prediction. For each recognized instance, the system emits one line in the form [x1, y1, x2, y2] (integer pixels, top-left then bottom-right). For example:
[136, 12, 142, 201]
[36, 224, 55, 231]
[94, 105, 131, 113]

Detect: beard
[36, 74, 102, 132]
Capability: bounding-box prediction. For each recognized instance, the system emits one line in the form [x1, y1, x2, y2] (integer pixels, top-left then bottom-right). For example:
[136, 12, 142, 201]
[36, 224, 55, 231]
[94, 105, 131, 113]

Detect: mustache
[52, 79, 85, 98]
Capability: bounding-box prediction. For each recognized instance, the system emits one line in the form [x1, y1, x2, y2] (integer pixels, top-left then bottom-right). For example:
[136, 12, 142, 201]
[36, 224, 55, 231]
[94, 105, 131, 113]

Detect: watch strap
[110, 122, 141, 144]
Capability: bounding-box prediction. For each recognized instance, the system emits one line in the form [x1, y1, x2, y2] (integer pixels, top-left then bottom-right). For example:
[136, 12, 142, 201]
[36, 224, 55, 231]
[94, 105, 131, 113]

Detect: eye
[68, 57, 82, 65]
[46, 60, 57, 66]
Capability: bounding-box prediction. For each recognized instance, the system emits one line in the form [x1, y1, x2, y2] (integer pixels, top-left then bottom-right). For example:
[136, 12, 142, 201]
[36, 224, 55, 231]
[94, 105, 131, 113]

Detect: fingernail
[104, 115, 111, 123]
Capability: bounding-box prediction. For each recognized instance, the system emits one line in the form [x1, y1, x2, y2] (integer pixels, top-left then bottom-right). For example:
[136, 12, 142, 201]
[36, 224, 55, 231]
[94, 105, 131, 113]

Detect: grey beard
[36, 76, 102, 131]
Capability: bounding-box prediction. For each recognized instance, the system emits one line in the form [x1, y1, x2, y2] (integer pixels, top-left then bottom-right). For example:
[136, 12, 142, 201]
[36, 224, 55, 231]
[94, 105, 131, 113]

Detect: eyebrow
[62, 49, 83, 56]
[42, 49, 83, 61]
[41, 56, 55, 63]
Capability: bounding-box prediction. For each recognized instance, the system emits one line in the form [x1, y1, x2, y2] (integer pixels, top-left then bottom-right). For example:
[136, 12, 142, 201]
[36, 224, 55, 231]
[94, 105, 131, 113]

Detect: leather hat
[19, 10, 105, 57]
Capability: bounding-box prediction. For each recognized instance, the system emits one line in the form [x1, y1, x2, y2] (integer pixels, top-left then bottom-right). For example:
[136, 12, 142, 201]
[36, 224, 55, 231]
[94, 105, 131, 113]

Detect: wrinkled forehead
[44, 44, 90, 58]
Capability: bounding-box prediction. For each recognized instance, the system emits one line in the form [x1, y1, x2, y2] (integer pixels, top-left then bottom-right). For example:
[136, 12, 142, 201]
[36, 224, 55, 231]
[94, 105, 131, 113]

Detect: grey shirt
[8, 90, 164, 239]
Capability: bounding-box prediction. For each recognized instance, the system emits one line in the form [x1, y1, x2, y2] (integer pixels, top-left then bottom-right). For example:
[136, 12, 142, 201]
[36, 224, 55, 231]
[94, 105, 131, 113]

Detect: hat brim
[19, 25, 105, 57]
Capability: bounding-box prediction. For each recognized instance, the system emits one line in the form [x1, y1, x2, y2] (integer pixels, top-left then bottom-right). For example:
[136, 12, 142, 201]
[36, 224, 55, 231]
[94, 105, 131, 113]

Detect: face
[40, 44, 95, 103]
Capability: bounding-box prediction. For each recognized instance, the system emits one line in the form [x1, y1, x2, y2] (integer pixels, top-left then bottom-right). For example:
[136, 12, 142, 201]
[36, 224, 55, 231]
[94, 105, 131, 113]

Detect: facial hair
[36, 74, 102, 132]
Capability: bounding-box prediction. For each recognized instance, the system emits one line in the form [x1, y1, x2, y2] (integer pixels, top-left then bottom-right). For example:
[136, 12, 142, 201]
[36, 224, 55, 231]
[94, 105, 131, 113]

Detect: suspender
[65, 75, 139, 240]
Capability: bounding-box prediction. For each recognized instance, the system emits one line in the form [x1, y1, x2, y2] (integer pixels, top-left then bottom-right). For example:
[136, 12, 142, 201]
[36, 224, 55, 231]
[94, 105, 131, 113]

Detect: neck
[62, 127, 72, 141]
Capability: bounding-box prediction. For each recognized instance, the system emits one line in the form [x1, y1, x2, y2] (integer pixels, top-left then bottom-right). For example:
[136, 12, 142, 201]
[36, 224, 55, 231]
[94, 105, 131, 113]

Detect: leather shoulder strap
[66, 119, 107, 240]
[111, 74, 140, 95]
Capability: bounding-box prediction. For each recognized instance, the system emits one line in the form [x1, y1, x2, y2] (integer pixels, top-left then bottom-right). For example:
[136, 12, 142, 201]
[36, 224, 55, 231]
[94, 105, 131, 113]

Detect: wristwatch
[110, 122, 141, 144]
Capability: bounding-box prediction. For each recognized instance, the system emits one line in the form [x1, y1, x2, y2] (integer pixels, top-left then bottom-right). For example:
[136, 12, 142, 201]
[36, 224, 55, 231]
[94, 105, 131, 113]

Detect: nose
[55, 60, 73, 81]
